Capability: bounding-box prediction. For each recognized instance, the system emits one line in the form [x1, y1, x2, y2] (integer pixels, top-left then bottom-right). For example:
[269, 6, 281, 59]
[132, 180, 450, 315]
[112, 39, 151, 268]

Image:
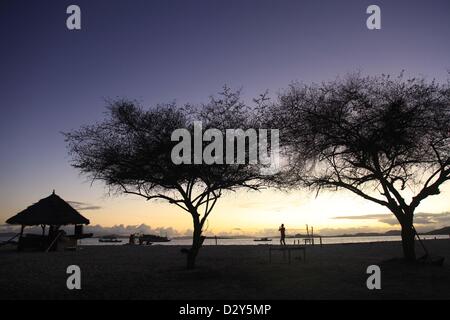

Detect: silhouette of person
[279, 224, 286, 245]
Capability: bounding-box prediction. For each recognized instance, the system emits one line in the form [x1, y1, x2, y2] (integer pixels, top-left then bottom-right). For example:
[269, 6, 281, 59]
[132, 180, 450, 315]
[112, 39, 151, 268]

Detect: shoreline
[82, 237, 450, 247]
[74, 234, 450, 247]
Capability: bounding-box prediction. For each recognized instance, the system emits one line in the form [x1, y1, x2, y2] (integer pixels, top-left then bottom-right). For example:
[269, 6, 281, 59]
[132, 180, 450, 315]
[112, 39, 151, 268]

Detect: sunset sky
[1, 0, 450, 236]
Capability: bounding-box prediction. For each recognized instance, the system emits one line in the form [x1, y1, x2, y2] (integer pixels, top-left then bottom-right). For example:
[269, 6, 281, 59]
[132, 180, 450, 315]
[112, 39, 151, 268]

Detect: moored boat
[139, 234, 171, 245]
[254, 237, 272, 242]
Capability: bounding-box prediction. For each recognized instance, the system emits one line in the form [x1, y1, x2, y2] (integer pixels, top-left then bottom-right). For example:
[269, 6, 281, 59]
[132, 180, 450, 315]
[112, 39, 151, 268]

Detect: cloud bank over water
[333, 212, 450, 228]
[1, 212, 449, 237]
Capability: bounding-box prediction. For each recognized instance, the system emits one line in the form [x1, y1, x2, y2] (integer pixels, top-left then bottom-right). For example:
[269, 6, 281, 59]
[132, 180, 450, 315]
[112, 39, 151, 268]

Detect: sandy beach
[1, 240, 449, 300]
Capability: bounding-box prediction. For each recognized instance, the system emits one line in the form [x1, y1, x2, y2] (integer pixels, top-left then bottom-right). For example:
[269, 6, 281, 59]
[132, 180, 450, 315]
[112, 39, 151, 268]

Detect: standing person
[279, 224, 286, 245]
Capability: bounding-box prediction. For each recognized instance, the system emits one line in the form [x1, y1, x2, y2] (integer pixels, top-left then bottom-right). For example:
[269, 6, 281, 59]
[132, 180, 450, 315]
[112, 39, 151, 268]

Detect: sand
[1, 239, 449, 299]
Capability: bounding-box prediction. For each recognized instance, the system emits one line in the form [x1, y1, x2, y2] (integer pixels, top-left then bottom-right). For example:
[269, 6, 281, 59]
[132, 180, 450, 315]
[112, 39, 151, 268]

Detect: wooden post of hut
[18, 225, 25, 251]
[19, 225, 25, 238]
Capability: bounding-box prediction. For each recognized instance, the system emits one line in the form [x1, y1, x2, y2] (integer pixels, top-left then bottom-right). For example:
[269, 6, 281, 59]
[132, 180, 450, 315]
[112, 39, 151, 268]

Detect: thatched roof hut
[6, 191, 90, 251]
[7, 191, 89, 226]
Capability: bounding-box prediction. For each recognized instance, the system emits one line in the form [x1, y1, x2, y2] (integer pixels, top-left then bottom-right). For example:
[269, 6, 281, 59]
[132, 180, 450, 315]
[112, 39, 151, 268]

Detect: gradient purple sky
[1, 0, 449, 233]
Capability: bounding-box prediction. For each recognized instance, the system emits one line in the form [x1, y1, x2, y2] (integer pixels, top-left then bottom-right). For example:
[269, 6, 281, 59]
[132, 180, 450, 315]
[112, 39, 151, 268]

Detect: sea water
[2, 234, 448, 246]
[75, 234, 450, 246]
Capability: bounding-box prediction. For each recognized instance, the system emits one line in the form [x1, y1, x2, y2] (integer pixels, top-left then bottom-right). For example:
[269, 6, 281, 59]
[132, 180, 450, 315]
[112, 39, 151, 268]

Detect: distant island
[319, 230, 402, 238]
[425, 226, 450, 235]
[294, 227, 450, 238]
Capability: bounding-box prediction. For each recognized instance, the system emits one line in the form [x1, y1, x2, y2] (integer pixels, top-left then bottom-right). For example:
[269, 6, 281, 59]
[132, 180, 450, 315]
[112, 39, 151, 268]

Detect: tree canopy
[65, 88, 277, 268]
[268, 73, 450, 260]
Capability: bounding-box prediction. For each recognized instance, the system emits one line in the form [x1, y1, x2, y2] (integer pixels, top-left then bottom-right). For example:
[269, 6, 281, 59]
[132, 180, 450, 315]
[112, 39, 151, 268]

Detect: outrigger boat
[254, 237, 272, 242]
[138, 234, 171, 245]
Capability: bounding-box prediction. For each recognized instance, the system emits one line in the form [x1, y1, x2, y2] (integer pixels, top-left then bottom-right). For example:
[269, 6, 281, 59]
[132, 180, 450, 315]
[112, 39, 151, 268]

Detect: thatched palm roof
[6, 192, 90, 226]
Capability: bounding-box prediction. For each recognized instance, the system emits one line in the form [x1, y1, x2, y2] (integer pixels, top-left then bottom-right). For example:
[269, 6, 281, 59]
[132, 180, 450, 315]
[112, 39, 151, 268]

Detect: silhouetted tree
[65, 88, 275, 269]
[269, 74, 450, 261]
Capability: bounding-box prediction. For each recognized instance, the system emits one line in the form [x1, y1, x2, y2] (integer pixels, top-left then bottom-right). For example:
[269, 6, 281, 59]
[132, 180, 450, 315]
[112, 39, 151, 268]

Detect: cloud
[412, 212, 450, 226]
[333, 213, 399, 226]
[316, 226, 396, 236]
[83, 224, 183, 237]
[333, 212, 450, 227]
[239, 201, 297, 213]
[0, 223, 186, 237]
[67, 201, 102, 211]
[333, 214, 389, 220]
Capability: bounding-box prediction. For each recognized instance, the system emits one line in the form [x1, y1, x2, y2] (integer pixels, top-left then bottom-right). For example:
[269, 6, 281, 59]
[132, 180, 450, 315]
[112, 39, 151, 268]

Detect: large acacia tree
[65, 88, 275, 269]
[270, 74, 450, 261]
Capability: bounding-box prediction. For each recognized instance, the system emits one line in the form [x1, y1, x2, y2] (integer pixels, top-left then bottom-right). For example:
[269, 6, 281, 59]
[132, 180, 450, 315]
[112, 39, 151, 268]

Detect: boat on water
[138, 234, 171, 245]
[98, 236, 122, 243]
[254, 237, 272, 242]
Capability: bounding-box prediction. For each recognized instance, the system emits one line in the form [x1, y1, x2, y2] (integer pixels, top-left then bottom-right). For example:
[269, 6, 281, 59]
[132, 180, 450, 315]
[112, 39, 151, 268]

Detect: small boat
[254, 237, 272, 242]
[138, 234, 170, 245]
[99, 236, 122, 243]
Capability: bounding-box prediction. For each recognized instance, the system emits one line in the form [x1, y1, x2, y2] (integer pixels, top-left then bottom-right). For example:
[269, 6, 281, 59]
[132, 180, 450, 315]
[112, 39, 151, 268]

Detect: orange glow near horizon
[2, 180, 449, 236]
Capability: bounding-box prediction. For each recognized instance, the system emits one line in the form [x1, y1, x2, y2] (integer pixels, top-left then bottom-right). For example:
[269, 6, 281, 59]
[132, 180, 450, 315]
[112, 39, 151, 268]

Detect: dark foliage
[269, 73, 450, 260]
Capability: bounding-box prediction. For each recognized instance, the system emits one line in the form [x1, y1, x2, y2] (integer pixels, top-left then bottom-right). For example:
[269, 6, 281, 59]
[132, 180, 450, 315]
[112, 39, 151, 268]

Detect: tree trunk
[186, 222, 204, 269]
[401, 223, 416, 261]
